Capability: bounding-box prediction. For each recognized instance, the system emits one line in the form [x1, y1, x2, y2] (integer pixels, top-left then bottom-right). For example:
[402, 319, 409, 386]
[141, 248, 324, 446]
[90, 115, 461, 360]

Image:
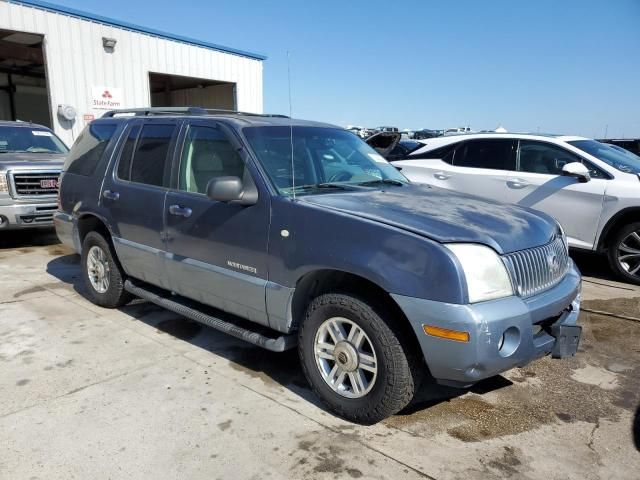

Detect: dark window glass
[518, 141, 580, 175]
[411, 143, 457, 164]
[128, 124, 175, 187]
[568, 139, 636, 176]
[454, 140, 516, 170]
[64, 123, 117, 176]
[116, 125, 140, 181]
[178, 126, 245, 194]
[0, 126, 68, 154]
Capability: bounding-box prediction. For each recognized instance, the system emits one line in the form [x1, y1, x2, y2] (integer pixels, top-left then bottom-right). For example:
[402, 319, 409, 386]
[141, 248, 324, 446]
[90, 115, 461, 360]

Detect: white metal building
[0, 0, 265, 146]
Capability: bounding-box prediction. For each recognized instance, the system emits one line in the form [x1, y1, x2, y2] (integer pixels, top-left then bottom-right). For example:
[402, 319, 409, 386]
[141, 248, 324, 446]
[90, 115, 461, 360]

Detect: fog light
[498, 326, 520, 357]
[423, 324, 470, 343]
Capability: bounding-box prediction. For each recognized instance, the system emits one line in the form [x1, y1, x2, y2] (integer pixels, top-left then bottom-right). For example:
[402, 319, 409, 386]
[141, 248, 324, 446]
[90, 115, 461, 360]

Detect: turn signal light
[423, 325, 470, 343]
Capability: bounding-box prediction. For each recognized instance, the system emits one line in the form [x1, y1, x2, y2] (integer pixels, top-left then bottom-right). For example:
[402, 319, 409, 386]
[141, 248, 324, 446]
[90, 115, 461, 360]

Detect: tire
[81, 231, 133, 308]
[298, 293, 422, 424]
[607, 222, 640, 285]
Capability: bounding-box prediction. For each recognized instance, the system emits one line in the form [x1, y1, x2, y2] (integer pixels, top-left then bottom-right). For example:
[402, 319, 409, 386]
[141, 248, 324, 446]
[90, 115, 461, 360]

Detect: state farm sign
[91, 86, 123, 109]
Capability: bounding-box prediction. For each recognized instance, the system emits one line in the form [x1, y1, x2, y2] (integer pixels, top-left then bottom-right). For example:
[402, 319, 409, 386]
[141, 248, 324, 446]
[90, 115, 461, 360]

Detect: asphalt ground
[1, 229, 638, 479]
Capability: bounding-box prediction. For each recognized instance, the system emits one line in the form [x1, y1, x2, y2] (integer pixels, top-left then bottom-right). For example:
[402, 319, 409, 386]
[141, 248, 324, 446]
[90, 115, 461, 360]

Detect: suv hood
[0, 152, 65, 169]
[300, 184, 557, 254]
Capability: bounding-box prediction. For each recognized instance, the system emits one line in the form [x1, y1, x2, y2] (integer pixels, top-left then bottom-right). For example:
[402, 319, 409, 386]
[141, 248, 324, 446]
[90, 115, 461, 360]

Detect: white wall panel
[0, 1, 264, 146]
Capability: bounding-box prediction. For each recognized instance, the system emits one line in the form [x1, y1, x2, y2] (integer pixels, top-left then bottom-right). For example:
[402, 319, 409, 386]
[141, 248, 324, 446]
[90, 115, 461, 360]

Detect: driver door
[163, 120, 272, 326]
[506, 140, 607, 249]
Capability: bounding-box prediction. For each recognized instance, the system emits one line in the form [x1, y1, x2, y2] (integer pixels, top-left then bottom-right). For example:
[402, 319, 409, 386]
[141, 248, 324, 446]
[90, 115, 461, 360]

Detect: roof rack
[102, 107, 289, 118]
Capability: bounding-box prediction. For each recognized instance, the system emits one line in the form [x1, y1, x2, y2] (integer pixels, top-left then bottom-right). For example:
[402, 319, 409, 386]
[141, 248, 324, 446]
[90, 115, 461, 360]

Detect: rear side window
[116, 125, 140, 180]
[454, 139, 516, 170]
[409, 143, 456, 164]
[117, 123, 175, 187]
[64, 123, 117, 176]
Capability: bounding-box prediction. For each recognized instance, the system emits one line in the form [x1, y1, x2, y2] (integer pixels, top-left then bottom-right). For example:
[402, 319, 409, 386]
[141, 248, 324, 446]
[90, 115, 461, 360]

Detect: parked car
[376, 126, 399, 133]
[598, 138, 640, 156]
[413, 129, 442, 140]
[55, 108, 581, 424]
[0, 121, 68, 230]
[384, 139, 423, 161]
[391, 133, 640, 284]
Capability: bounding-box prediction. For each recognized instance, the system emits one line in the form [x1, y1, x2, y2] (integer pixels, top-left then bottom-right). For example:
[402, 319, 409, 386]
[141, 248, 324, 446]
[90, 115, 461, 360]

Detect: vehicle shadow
[46, 254, 513, 420]
[570, 248, 620, 282]
[634, 405, 640, 451]
[0, 228, 60, 250]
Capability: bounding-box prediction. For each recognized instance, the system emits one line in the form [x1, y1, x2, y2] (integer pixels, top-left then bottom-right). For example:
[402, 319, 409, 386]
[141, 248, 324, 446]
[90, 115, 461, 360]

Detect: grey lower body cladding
[124, 280, 297, 352]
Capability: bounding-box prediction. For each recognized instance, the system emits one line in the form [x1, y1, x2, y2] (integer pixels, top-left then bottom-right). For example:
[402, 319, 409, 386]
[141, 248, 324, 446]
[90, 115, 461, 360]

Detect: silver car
[392, 133, 640, 284]
[0, 121, 67, 230]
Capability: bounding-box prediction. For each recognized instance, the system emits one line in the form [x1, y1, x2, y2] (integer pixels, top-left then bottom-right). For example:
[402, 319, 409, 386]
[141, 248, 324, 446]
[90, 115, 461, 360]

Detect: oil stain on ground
[385, 311, 640, 443]
[292, 431, 364, 478]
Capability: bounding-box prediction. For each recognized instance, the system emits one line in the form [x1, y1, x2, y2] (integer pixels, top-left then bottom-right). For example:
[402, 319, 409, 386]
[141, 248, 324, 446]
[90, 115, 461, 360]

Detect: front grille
[502, 235, 569, 297]
[10, 171, 60, 198]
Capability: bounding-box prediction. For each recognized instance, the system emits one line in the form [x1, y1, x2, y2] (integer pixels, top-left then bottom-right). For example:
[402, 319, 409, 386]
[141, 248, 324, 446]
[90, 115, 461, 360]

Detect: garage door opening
[149, 72, 236, 111]
[0, 29, 51, 127]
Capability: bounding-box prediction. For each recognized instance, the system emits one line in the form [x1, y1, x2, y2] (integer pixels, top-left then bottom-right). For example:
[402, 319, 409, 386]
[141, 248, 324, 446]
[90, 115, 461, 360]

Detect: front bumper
[0, 200, 58, 229]
[392, 261, 581, 387]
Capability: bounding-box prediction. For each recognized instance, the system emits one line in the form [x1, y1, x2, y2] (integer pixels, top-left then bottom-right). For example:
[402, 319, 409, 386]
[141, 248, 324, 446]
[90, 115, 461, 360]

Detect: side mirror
[206, 176, 258, 205]
[561, 162, 591, 183]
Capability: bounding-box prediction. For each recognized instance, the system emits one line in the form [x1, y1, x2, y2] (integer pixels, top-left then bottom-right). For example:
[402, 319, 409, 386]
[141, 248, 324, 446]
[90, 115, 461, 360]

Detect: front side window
[117, 123, 175, 187]
[519, 140, 609, 178]
[243, 126, 407, 195]
[454, 139, 516, 170]
[64, 123, 117, 176]
[178, 125, 245, 194]
[569, 139, 640, 175]
[0, 126, 68, 154]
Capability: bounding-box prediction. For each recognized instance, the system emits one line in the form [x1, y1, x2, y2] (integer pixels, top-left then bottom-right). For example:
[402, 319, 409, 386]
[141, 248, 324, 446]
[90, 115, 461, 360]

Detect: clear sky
[54, 0, 640, 137]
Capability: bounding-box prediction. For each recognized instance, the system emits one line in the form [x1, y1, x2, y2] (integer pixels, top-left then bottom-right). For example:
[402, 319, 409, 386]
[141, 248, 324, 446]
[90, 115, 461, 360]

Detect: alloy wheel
[313, 317, 378, 398]
[86, 245, 110, 293]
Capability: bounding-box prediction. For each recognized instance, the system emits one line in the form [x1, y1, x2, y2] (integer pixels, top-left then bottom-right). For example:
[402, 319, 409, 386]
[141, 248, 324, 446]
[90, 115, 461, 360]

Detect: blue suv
[55, 108, 581, 424]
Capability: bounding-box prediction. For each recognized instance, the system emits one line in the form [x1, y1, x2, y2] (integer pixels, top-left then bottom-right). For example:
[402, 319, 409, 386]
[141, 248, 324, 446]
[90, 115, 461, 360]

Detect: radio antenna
[287, 50, 296, 200]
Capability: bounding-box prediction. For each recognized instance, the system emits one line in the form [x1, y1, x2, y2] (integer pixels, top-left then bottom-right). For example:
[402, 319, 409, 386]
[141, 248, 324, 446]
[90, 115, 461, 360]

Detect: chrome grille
[502, 235, 569, 297]
[10, 171, 60, 198]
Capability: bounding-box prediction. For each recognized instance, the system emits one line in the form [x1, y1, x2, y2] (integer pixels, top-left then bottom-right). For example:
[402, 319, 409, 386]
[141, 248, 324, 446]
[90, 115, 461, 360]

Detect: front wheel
[299, 293, 421, 424]
[608, 222, 640, 285]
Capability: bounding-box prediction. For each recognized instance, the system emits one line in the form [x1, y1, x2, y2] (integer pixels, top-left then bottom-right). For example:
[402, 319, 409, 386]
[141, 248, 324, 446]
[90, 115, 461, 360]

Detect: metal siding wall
[0, 2, 264, 146]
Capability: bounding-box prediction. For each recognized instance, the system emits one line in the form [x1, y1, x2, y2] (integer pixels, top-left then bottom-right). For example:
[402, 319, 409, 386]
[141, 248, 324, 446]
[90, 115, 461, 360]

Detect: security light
[102, 37, 117, 49]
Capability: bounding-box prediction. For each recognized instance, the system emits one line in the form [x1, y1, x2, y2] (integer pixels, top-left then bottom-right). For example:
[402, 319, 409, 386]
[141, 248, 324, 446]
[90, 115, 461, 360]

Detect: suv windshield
[243, 126, 408, 195]
[0, 126, 68, 154]
[569, 139, 640, 175]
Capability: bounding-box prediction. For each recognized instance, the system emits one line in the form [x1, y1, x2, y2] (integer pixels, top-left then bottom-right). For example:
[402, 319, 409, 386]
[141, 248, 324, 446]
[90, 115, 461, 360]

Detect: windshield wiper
[289, 182, 351, 193]
[357, 178, 406, 187]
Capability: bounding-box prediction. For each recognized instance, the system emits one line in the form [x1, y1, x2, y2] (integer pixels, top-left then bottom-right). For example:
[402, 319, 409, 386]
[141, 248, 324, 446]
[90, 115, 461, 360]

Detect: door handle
[102, 190, 119, 201]
[434, 172, 451, 180]
[168, 204, 192, 218]
[507, 178, 529, 188]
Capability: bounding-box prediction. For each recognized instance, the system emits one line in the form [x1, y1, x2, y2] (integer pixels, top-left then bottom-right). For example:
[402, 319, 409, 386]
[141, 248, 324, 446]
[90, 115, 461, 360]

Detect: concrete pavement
[0, 231, 639, 479]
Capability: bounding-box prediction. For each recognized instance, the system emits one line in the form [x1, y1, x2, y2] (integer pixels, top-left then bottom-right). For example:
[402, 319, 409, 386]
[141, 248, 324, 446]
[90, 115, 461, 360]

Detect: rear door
[506, 140, 607, 249]
[163, 120, 272, 326]
[401, 139, 516, 203]
[101, 118, 179, 288]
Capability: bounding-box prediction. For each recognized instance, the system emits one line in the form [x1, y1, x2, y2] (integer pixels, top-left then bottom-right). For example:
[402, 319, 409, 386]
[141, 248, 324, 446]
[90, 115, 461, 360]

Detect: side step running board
[124, 280, 297, 352]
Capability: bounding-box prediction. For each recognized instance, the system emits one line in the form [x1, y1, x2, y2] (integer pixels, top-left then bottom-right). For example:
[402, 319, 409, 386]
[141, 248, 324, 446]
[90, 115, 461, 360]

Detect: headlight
[0, 173, 8, 193]
[446, 243, 514, 303]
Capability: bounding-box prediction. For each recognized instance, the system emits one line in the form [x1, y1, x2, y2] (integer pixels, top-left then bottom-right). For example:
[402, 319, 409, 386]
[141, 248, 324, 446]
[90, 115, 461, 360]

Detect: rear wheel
[299, 293, 421, 424]
[608, 222, 640, 285]
[81, 231, 132, 308]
